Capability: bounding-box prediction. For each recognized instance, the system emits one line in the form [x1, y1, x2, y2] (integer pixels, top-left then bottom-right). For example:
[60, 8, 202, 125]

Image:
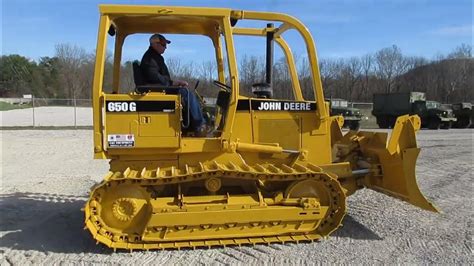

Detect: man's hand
[173, 80, 189, 87]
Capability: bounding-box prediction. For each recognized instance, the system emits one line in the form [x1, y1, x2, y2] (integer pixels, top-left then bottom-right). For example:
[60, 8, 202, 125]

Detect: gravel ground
[0, 129, 472, 264]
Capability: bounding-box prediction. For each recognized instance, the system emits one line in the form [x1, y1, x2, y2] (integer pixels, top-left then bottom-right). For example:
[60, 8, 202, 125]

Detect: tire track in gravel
[395, 237, 471, 260]
[217, 244, 288, 264]
[417, 159, 472, 201]
[218, 248, 246, 263]
[225, 246, 265, 262]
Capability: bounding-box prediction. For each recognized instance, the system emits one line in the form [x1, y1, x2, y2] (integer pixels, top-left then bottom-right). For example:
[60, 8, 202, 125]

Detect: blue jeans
[179, 89, 204, 132]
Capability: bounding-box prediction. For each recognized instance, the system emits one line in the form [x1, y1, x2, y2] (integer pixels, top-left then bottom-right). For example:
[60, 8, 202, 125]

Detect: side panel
[235, 99, 331, 164]
[103, 94, 181, 154]
[373, 93, 412, 115]
[255, 117, 301, 150]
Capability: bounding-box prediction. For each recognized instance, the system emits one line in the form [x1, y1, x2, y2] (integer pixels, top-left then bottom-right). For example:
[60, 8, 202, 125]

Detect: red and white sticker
[108, 134, 135, 148]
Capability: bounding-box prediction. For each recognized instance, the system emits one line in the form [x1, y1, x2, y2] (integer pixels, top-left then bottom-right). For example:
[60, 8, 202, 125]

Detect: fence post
[74, 97, 77, 128]
[32, 95, 35, 127]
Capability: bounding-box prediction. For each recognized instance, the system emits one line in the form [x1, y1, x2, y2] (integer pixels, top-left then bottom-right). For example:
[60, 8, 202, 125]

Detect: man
[140, 34, 188, 87]
[140, 34, 206, 136]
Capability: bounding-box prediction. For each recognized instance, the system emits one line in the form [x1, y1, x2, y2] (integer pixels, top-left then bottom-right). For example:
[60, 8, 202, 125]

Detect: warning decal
[108, 134, 135, 148]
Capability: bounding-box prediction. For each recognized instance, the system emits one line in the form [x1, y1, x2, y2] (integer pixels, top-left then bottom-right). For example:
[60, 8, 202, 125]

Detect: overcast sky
[1, 0, 472, 63]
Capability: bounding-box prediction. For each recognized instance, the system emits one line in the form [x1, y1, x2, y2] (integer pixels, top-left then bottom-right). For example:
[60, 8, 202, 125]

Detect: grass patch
[0, 101, 32, 111]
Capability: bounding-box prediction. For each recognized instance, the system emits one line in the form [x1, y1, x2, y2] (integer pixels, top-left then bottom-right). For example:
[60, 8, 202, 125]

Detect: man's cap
[149, 33, 171, 44]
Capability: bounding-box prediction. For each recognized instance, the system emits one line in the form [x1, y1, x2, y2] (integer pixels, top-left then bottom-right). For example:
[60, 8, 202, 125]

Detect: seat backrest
[132, 61, 146, 86]
[215, 90, 231, 130]
[132, 61, 180, 94]
[216, 90, 231, 110]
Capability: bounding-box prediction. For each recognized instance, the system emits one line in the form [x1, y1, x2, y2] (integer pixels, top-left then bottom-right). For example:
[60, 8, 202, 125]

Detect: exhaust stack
[265, 23, 274, 86]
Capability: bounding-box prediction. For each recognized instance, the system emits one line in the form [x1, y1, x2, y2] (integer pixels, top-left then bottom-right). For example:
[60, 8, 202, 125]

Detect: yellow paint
[87, 5, 437, 250]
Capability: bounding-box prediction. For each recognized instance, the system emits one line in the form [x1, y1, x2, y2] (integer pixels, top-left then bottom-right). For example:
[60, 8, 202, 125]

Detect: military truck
[425, 100, 457, 129]
[327, 98, 363, 130]
[372, 92, 456, 129]
[451, 102, 473, 128]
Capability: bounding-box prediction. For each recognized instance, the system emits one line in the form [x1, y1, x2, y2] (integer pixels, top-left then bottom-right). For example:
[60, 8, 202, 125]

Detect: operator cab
[130, 60, 215, 136]
[131, 59, 233, 137]
[92, 6, 326, 158]
[103, 15, 232, 138]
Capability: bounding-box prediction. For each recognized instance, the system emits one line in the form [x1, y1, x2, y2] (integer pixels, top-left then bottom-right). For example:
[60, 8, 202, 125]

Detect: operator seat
[132, 61, 172, 94]
[215, 90, 231, 131]
[131, 61, 209, 135]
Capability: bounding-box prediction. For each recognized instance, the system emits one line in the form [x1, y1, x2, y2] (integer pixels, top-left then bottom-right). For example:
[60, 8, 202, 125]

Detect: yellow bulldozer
[85, 5, 438, 250]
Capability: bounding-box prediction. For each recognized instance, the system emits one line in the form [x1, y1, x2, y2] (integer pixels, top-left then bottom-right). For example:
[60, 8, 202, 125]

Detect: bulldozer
[85, 5, 438, 250]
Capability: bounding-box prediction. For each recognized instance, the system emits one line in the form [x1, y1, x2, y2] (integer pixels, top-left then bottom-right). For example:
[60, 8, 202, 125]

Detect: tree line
[0, 43, 472, 103]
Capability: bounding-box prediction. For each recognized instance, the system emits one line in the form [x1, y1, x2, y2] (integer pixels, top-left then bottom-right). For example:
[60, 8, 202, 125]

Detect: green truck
[372, 92, 456, 129]
[328, 98, 364, 130]
[451, 102, 473, 128]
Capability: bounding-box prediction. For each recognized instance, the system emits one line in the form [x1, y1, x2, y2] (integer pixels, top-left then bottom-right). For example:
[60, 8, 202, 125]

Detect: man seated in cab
[140, 33, 206, 136]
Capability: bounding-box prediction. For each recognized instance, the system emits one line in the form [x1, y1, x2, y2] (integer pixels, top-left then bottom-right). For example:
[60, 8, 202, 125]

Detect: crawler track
[84, 161, 347, 250]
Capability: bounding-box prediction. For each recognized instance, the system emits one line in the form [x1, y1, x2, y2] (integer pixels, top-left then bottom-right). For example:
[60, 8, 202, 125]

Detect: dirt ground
[0, 129, 472, 264]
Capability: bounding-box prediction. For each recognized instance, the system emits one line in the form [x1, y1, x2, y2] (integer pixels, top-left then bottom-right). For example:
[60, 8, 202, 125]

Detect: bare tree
[239, 55, 265, 96]
[120, 61, 135, 92]
[199, 60, 216, 83]
[197, 60, 217, 96]
[447, 43, 472, 59]
[445, 59, 471, 102]
[339, 57, 362, 101]
[319, 58, 341, 98]
[166, 57, 196, 83]
[297, 57, 314, 100]
[359, 53, 374, 100]
[55, 43, 91, 100]
[396, 56, 429, 94]
[406, 56, 429, 69]
[273, 57, 293, 99]
[375, 45, 409, 93]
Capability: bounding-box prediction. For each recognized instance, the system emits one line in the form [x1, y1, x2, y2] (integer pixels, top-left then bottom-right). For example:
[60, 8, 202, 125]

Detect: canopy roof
[111, 15, 222, 36]
[100, 5, 233, 37]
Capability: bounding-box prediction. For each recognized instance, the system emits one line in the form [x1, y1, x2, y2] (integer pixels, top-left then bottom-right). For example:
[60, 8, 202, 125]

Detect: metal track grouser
[86, 5, 438, 250]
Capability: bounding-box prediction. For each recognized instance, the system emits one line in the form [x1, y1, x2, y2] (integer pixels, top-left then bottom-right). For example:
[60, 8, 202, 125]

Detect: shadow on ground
[327, 215, 382, 240]
[0, 192, 110, 254]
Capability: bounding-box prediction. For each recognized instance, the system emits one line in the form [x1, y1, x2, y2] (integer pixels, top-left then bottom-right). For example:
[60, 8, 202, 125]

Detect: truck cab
[425, 101, 456, 129]
[326, 98, 363, 130]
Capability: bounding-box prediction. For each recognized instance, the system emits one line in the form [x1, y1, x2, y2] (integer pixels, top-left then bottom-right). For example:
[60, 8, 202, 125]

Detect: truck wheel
[349, 121, 360, 130]
[462, 118, 470, 128]
[376, 117, 389, 129]
[428, 118, 441, 130]
[388, 116, 397, 128]
[454, 117, 468, 128]
[440, 122, 451, 129]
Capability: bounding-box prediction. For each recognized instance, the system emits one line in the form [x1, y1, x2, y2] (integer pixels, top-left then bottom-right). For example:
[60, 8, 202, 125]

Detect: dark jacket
[140, 47, 173, 86]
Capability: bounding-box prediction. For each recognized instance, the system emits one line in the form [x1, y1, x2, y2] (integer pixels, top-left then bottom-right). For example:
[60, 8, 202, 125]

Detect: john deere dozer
[85, 5, 437, 250]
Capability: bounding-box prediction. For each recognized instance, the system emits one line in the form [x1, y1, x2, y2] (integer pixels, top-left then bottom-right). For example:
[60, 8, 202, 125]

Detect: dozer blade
[346, 115, 439, 212]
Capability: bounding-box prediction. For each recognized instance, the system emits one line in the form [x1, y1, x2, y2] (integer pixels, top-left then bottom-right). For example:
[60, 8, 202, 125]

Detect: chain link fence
[1, 98, 92, 127]
[1, 98, 378, 128]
